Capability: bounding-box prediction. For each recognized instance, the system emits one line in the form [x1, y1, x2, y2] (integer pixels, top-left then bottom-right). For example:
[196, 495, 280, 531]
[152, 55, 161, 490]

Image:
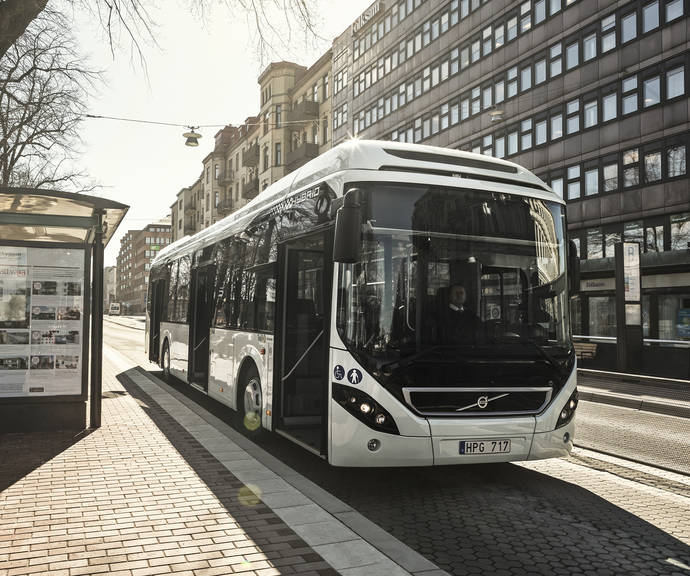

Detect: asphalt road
[104, 318, 690, 576]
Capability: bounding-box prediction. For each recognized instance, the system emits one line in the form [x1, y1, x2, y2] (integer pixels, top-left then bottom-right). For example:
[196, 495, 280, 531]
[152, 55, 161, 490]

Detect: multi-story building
[104, 266, 117, 310]
[172, 55, 333, 236]
[332, 0, 690, 349]
[116, 218, 172, 314]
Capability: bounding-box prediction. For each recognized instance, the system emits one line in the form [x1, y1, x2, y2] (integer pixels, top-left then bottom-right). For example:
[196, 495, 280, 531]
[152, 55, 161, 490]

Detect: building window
[603, 163, 618, 191]
[274, 142, 281, 166]
[566, 99, 580, 134]
[507, 67, 518, 98]
[644, 151, 662, 182]
[535, 59, 546, 84]
[584, 100, 598, 128]
[667, 66, 685, 99]
[508, 130, 518, 155]
[666, 0, 683, 21]
[521, 66, 531, 91]
[495, 80, 505, 103]
[646, 222, 664, 252]
[551, 113, 563, 139]
[550, 43, 562, 76]
[521, 119, 532, 150]
[275, 105, 282, 128]
[601, 14, 616, 52]
[623, 148, 640, 187]
[583, 33, 597, 61]
[520, 1, 532, 32]
[643, 1, 660, 32]
[567, 165, 581, 200]
[624, 221, 644, 245]
[585, 168, 599, 196]
[668, 145, 686, 177]
[495, 136, 505, 158]
[622, 12, 637, 43]
[566, 42, 578, 70]
[587, 228, 604, 260]
[536, 119, 547, 145]
[535, 0, 546, 23]
[622, 76, 638, 114]
[550, 0, 561, 15]
[604, 231, 621, 257]
[312, 83, 319, 102]
[551, 178, 563, 198]
[323, 74, 329, 99]
[602, 92, 617, 121]
[644, 75, 661, 106]
[495, 23, 505, 49]
[263, 145, 269, 171]
[671, 213, 690, 250]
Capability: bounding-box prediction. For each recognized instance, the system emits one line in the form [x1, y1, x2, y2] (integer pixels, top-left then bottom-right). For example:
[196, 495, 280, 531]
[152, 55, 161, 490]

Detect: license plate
[459, 439, 511, 455]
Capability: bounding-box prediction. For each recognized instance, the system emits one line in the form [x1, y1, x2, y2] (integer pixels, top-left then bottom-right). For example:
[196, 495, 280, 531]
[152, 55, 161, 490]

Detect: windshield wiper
[379, 344, 471, 373]
[519, 339, 566, 375]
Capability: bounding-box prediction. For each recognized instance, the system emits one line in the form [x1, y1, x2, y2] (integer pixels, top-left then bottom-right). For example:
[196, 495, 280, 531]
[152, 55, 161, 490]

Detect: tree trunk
[0, 0, 48, 61]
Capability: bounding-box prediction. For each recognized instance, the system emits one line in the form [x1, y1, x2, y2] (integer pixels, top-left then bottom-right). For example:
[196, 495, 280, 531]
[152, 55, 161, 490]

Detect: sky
[72, 0, 373, 266]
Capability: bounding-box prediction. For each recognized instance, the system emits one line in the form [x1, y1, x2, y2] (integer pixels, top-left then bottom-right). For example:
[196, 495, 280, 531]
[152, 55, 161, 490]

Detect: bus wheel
[239, 366, 262, 434]
[162, 341, 171, 380]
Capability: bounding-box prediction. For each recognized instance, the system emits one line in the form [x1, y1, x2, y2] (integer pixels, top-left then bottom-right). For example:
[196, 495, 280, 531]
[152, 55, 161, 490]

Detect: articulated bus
[146, 140, 579, 466]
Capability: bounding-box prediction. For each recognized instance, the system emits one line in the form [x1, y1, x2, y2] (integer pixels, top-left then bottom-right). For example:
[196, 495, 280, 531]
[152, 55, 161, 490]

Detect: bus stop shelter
[0, 187, 128, 431]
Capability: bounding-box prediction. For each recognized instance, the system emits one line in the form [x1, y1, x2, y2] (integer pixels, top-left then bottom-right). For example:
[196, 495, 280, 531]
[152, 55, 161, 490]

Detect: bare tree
[0, 0, 320, 65]
[0, 10, 97, 190]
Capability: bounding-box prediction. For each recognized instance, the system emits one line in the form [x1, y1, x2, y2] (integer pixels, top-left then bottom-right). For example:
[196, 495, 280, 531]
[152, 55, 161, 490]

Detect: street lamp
[183, 127, 202, 147]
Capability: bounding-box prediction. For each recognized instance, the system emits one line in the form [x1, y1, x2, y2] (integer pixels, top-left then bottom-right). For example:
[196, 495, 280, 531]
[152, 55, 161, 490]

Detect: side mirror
[568, 239, 580, 295]
[333, 188, 362, 263]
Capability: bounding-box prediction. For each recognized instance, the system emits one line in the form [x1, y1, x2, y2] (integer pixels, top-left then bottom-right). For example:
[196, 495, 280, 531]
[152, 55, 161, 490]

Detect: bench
[574, 341, 598, 360]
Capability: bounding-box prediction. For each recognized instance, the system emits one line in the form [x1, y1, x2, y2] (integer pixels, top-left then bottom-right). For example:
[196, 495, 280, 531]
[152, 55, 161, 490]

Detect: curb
[578, 387, 690, 419]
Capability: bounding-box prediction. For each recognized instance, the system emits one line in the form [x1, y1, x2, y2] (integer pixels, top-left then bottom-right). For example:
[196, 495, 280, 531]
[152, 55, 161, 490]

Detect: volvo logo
[477, 395, 489, 409]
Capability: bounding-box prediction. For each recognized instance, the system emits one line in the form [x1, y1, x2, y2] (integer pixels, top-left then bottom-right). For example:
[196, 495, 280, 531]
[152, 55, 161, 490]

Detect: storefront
[572, 251, 690, 377]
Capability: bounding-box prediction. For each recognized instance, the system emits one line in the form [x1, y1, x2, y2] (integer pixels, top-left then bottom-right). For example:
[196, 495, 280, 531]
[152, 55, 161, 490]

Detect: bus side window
[166, 261, 179, 322]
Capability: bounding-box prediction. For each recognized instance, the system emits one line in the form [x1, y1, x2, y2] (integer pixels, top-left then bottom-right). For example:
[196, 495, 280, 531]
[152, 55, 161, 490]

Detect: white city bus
[146, 140, 579, 466]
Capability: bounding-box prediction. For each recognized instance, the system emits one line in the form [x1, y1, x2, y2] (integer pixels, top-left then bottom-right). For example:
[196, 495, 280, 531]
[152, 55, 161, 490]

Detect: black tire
[238, 365, 262, 435]
[161, 341, 171, 380]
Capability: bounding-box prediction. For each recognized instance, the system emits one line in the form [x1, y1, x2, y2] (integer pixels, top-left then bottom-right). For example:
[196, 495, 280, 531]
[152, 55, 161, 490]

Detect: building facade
[333, 0, 690, 347]
[171, 56, 334, 238]
[116, 219, 172, 314]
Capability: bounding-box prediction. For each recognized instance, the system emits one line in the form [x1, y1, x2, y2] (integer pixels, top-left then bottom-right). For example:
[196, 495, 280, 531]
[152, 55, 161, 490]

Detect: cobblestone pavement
[0, 354, 339, 576]
[103, 320, 690, 576]
[575, 401, 690, 474]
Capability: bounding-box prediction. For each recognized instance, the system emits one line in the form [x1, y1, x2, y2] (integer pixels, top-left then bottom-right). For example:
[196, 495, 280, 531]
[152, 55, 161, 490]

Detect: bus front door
[189, 265, 215, 391]
[276, 232, 331, 456]
[149, 279, 166, 363]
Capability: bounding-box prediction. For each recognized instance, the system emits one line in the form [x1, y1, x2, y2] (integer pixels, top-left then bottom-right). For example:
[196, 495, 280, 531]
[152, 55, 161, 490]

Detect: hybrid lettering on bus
[146, 140, 579, 466]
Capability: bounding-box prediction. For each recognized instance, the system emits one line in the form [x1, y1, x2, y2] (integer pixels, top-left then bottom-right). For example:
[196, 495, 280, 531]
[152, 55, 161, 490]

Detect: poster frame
[0, 241, 90, 404]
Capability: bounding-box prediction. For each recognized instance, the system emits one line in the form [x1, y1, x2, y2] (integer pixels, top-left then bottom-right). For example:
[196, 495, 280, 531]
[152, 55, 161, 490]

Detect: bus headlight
[333, 383, 399, 435]
[556, 389, 578, 429]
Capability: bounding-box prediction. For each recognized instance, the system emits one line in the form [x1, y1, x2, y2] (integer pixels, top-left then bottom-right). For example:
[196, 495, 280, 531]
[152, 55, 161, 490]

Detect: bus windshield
[336, 183, 573, 389]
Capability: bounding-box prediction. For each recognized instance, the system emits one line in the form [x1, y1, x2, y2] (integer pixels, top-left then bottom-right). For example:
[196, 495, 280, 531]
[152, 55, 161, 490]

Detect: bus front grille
[401, 387, 553, 417]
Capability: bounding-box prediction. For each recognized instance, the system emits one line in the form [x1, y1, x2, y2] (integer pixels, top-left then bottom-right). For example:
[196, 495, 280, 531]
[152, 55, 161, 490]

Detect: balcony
[243, 177, 259, 200]
[288, 100, 319, 124]
[219, 169, 234, 184]
[183, 212, 196, 233]
[286, 142, 320, 172]
[242, 143, 259, 168]
[216, 198, 233, 215]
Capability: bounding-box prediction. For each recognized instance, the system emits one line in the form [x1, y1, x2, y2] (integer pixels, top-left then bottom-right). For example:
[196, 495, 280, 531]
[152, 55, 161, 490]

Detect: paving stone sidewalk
[0, 355, 340, 576]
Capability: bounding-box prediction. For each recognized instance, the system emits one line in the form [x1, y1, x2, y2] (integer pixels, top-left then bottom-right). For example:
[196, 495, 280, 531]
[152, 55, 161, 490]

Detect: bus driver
[441, 284, 480, 344]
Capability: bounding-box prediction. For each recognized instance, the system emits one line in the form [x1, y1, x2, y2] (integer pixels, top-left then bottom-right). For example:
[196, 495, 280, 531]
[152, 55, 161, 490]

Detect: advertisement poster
[623, 242, 641, 302]
[0, 247, 84, 397]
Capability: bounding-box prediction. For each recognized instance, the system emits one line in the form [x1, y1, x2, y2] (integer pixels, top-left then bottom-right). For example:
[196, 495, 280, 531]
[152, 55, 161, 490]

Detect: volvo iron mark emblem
[455, 392, 509, 412]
